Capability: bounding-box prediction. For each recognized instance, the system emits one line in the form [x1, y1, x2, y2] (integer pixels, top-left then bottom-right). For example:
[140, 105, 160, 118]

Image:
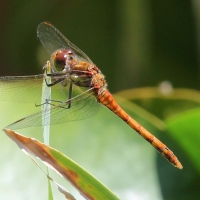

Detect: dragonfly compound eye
[51, 48, 75, 71]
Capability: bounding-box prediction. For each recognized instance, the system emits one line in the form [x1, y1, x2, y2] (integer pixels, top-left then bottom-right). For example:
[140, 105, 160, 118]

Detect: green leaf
[3, 129, 120, 200]
[165, 107, 200, 173]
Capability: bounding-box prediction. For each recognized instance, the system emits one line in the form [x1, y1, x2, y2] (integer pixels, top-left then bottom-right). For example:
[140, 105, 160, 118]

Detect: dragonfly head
[51, 48, 76, 72]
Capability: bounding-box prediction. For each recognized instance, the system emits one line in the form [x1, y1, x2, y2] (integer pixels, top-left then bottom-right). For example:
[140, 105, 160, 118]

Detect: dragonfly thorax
[70, 63, 107, 91]
[50, 48, 107, 94]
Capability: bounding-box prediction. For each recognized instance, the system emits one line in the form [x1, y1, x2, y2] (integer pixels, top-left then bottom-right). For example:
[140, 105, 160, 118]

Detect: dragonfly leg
[43, 81, 73, 108]
[35, 99, 57, 107]
[36, 81, 73, 109]
[46, 71, 66, 77]
[42, 99, 73, 110]
[35, 99, 68, 109]
[45, 77, 65, 87]
[67, 81, 73, 109]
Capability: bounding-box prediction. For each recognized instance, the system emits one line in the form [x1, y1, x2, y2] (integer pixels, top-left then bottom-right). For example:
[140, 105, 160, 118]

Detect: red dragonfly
[0, 22, 182, 169]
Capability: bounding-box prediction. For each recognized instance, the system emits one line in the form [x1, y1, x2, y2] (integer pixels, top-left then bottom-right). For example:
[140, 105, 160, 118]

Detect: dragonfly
[0, 21, 182, 169]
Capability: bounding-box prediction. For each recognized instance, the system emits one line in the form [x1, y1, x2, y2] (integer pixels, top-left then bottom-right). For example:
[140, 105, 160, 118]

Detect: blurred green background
[1, 0, 200, 200]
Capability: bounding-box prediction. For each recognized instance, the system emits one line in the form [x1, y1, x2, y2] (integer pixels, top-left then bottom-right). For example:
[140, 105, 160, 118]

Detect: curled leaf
[3, 128, 120, 200]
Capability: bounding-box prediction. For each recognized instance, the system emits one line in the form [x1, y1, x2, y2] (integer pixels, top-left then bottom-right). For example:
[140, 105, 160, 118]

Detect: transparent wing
[6, 88, 101, 130]
[37, 21, 93, 63]
[0, 75, 69, 103]
[1, 22, 100, 129]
